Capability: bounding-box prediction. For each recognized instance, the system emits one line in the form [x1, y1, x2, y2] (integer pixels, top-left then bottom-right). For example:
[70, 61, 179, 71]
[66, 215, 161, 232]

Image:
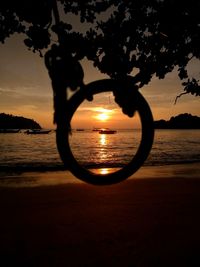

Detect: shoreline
[0, 162, 199, 188]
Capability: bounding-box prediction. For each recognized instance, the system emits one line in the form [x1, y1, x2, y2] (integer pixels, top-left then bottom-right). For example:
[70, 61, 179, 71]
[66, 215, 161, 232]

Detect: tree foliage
[0, 0, 200, 96]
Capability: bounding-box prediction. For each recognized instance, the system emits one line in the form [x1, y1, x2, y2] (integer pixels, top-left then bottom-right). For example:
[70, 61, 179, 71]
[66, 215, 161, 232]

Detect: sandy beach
[0, 163, 200, 266]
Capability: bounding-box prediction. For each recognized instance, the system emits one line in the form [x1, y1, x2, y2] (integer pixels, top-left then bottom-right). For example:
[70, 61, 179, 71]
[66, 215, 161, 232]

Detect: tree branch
[174, 92, 188, 105]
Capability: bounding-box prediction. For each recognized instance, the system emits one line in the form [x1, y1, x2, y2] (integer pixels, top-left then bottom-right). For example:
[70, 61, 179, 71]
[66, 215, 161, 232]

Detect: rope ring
[56, 79, 154, 185]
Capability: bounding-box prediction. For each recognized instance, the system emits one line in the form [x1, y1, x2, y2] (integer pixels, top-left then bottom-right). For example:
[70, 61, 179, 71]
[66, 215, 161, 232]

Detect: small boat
[0, 129, 20, 133]
[25, 129, 51, 134]
[92, 128, 102, 132]
[99, 129, 117, 134]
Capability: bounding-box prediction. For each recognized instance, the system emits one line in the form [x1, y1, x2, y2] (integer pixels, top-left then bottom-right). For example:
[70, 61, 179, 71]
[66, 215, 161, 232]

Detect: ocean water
[0, 129, 199, 173]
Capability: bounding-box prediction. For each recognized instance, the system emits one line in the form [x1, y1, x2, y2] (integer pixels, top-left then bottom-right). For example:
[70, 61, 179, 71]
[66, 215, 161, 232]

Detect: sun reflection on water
[98, 134, 109, 160]
[99, 134, 107, 146]
[99, 168, 110, 175]
[92, 167, 121, 175]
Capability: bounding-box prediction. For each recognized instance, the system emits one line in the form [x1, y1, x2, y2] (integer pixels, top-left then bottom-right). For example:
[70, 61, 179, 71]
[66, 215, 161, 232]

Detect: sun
[96, 113, 109, 121]
[93, 107, 115, 122]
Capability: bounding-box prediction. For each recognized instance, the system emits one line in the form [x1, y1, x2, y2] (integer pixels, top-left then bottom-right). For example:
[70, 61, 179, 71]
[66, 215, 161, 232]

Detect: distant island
[0, 113, 41, 129]
[154, 113, 200, 129]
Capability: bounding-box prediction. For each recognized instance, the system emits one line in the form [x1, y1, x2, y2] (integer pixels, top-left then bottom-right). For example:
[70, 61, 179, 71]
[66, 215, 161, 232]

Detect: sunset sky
[0, 34, 199, 129]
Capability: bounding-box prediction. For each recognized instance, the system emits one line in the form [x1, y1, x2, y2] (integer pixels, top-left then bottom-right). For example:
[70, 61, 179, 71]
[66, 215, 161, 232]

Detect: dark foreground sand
[0, 163, 200, 267]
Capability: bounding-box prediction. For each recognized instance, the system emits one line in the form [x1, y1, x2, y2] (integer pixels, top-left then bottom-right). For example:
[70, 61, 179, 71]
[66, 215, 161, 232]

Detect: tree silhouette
[1, 0, 200, 97]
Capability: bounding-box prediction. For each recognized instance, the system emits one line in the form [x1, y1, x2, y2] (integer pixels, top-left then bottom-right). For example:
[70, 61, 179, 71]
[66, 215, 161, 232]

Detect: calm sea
[0, 129, 199, 174]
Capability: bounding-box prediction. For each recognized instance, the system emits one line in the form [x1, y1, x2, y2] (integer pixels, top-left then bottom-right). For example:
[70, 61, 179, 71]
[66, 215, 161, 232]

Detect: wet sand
[0, 163, 200, 266]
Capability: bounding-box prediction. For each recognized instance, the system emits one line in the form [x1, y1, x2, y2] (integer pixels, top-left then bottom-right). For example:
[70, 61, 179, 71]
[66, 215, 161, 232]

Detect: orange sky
[0, 35, 199, 129]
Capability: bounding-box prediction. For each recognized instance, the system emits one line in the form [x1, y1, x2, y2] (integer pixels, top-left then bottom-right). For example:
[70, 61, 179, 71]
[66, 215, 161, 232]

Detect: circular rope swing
[56, 79, 154, 185]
